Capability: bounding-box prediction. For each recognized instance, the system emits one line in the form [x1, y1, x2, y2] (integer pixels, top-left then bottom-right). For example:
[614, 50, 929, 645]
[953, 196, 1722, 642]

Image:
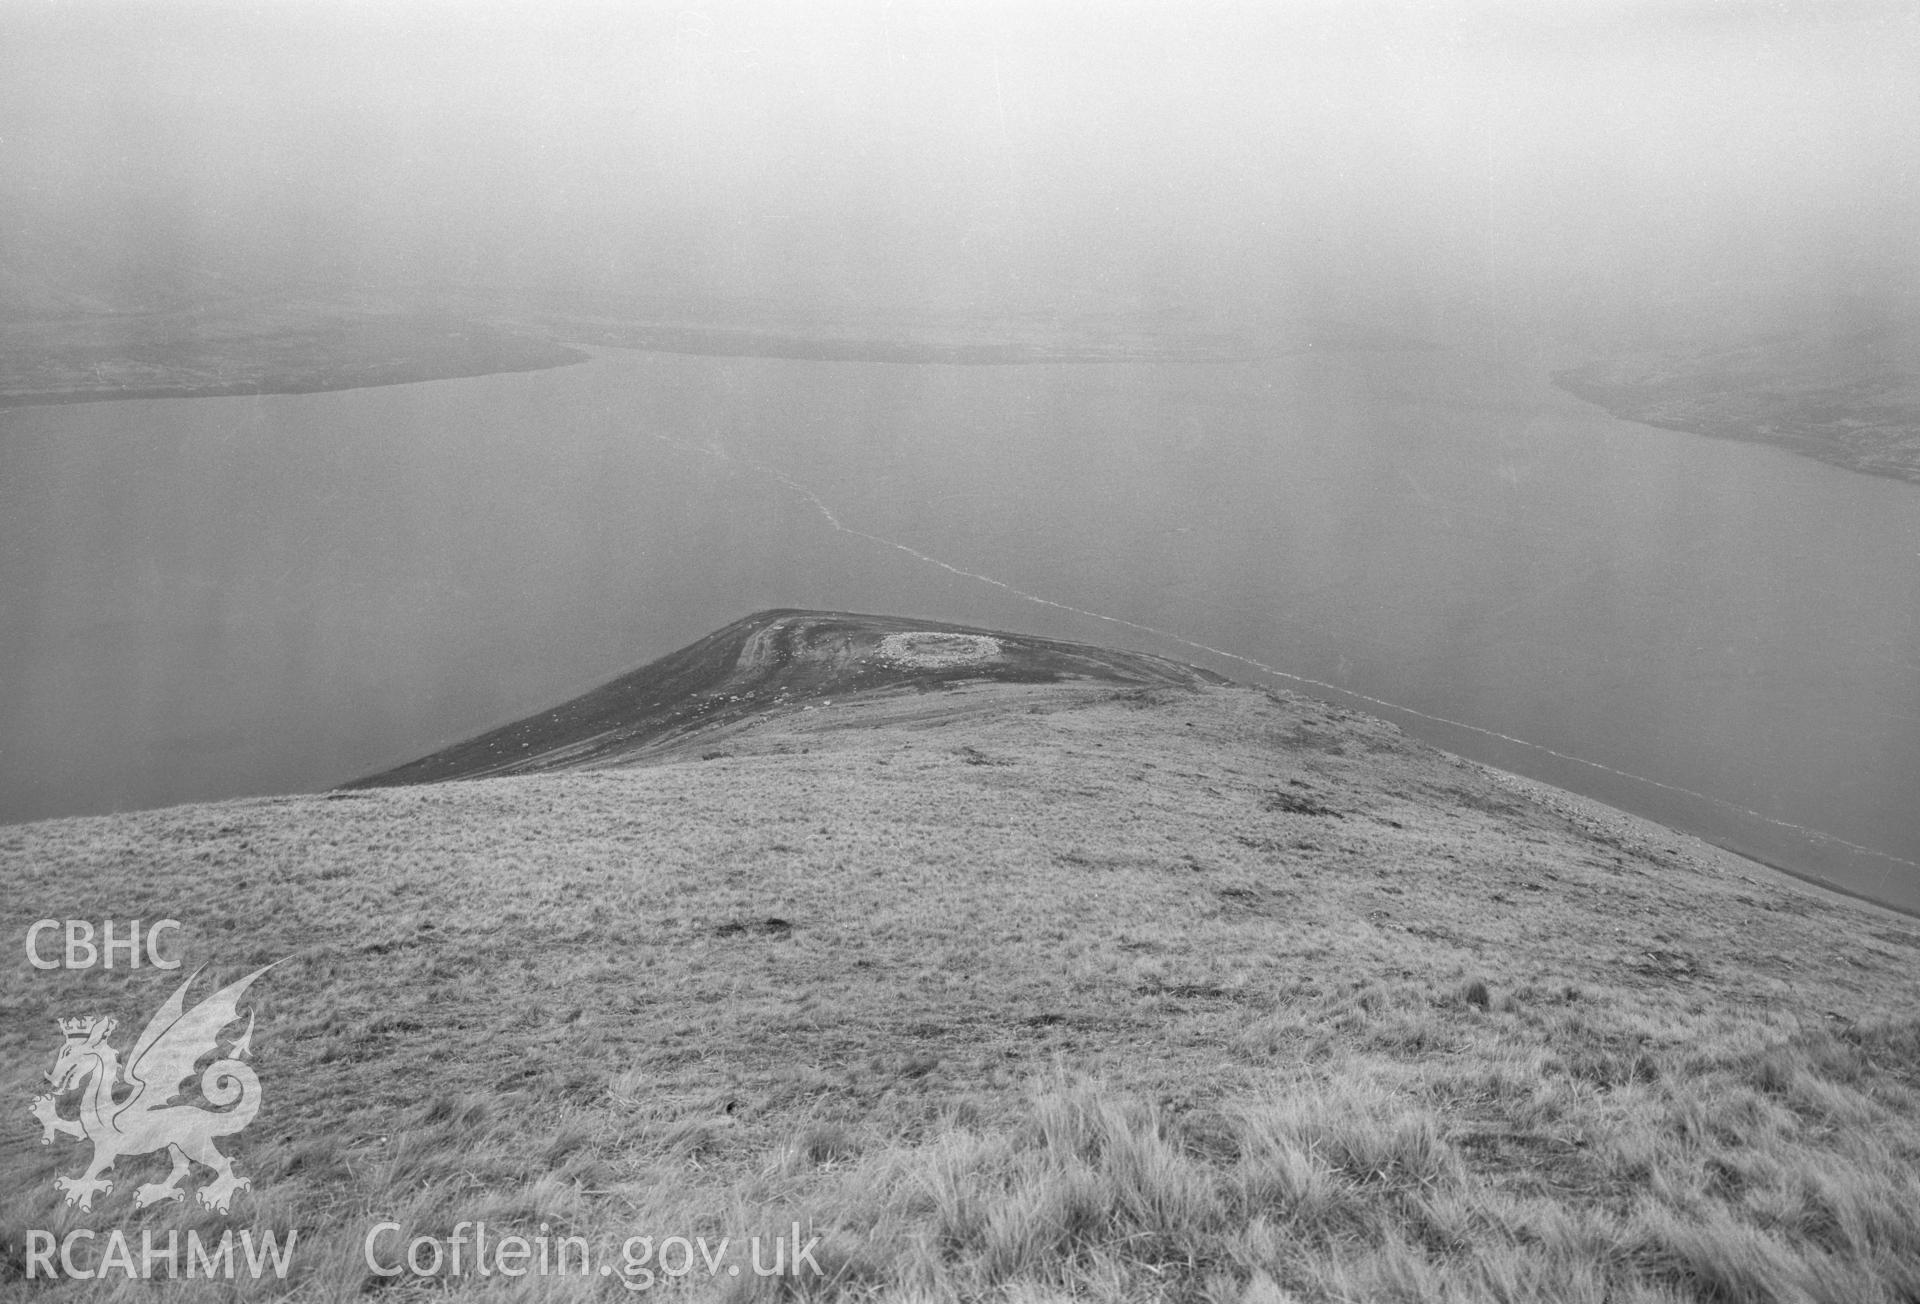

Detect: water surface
[4, 344, 1915, 909]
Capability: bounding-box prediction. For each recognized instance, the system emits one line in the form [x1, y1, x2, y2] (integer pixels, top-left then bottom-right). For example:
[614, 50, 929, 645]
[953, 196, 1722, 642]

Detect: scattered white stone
[876, 632, 1004, 669]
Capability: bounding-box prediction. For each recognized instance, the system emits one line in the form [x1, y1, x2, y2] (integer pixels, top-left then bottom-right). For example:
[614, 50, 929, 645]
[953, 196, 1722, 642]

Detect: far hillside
[1555, 324, 1920, 485]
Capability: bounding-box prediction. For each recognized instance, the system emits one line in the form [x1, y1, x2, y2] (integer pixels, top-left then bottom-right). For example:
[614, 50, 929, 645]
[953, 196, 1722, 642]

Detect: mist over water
[4, 3, 1919, 909]
[6, 3, 1916, 333]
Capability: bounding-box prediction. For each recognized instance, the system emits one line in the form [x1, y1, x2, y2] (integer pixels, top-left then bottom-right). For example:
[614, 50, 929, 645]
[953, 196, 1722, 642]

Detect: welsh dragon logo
[29, 963, 276, 1214]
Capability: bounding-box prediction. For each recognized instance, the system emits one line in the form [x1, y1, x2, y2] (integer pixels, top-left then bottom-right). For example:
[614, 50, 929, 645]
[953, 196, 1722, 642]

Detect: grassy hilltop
[3, 612, 1918, 1302]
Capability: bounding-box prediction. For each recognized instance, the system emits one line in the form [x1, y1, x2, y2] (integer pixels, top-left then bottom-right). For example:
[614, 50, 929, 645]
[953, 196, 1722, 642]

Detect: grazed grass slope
[4, 647, 1918, 1301]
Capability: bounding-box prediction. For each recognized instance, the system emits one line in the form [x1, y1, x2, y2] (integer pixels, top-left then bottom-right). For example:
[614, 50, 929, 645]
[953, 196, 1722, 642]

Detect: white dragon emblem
[29, 963, 275, 1214]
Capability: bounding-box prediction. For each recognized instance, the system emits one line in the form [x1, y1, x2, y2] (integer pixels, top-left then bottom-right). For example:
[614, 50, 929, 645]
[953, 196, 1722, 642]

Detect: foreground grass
[4, 681, 1917, 1300]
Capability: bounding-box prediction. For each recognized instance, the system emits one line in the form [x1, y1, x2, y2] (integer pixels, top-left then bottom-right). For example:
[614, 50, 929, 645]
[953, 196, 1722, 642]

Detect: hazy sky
[4, 0, 1917, 338]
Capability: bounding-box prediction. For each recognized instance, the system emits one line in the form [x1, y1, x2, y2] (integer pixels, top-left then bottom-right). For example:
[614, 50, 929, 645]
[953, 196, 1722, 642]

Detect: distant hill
[0, 269, 1438, 410]
[0, 299, 589, 409]
[5, 611, 1916, 1300]
[1554, 326, 1920, 485]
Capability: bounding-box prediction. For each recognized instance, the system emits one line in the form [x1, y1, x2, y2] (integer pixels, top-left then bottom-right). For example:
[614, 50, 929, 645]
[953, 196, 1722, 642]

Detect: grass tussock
[7, 1028, 1913, 1301]
[4, 681, 1918, 1300]
[759, 1058, 1920, 1304]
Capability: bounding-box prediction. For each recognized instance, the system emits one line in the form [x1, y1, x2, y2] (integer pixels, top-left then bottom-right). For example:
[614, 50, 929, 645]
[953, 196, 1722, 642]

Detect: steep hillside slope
[4, 614, 1917, 1301]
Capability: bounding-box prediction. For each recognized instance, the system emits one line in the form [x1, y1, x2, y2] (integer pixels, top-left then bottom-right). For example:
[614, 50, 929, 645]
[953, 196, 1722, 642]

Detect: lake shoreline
[0, 354, 591, 411]
[1550, 326, 1920, 487]
[5, 344, 1912, 912]
[0, 312, 1442, 410]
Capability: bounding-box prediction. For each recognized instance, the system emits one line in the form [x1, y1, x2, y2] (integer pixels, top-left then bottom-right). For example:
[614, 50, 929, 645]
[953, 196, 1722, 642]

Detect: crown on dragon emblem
[29, 963, 277, 1214]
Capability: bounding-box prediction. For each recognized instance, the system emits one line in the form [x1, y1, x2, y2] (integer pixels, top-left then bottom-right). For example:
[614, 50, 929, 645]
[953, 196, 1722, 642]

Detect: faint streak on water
[653, 426, 1920, 881]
